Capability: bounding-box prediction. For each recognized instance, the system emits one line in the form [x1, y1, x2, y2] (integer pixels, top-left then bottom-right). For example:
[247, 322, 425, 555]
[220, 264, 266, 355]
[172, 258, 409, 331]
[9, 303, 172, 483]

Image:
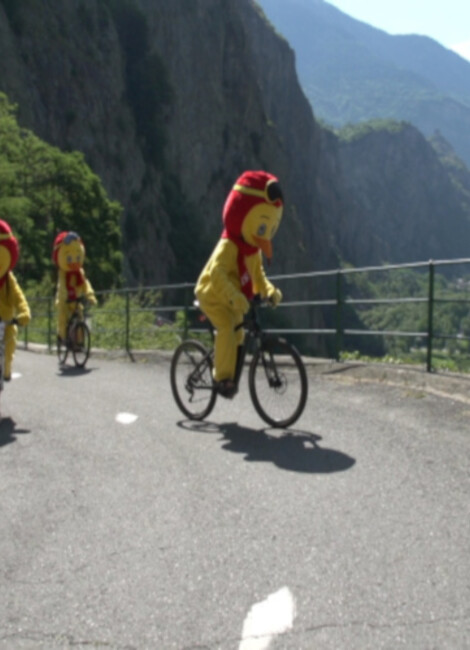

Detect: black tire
[249, 337, 308, 428]
[170, 340, 217, 420]
[71, 321, 91, 368]
[57, 334, 68, 365]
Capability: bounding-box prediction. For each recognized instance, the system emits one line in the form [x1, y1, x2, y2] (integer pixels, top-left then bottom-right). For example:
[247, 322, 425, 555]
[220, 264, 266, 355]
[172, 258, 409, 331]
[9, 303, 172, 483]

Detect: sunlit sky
[324, 0, 470, 60]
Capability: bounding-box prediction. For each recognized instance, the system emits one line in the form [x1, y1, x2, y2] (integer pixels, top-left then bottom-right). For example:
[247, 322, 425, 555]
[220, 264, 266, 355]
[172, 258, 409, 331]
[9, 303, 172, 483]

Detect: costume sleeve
[84, 277, 97, 304]
[9, 273, 31, 326]
[249, 252, 275, 298]
[56, 270, 68, 306]
[208, 240, 245, 306]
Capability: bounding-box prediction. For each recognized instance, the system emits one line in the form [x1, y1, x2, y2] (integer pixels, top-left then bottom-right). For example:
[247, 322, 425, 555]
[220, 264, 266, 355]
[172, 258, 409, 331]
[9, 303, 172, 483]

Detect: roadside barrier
[24, 257, 470, 373]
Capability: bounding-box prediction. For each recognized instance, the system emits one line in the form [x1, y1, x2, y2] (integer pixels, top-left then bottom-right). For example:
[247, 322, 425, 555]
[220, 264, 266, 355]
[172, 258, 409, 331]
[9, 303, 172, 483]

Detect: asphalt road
[0, 349, 469, 649]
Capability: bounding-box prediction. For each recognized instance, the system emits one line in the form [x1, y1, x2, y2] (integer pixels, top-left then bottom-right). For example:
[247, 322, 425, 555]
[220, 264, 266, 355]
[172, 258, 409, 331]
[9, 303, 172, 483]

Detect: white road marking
[115, 412, 138, 425]
[11, 372, 21, 379]
[239, 586, 296, 650]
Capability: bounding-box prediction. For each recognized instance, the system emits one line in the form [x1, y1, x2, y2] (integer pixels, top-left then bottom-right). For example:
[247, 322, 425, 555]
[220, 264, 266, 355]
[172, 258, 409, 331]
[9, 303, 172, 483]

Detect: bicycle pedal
[216, 380, 238, 399]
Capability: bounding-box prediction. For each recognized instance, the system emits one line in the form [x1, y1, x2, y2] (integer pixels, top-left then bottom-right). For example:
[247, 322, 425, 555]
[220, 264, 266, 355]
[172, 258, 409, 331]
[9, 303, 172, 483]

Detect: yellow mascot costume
[195, 170, 284, 397]
[0, 220, 31, 380]
[52, 231, 97, 342]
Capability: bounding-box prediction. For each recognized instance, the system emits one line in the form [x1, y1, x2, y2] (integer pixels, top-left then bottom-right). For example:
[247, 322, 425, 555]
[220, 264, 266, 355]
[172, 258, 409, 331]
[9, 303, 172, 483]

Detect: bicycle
[170, 296, 308, 428]
[57, 296, 91, 368]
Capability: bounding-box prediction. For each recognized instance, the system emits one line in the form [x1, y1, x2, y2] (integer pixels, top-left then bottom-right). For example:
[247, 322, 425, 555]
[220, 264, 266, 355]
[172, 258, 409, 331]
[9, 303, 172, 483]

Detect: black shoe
[216, 379, 237, 399]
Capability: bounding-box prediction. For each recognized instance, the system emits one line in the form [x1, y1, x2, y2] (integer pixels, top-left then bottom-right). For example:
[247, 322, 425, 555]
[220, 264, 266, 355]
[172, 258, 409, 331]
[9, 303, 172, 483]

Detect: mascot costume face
[53, 231, 97, 341]
[53, 231, 86, 289]
[0, 221, 19, 282]
[195, 170, 284, 396]
[0, 220, 31, 382]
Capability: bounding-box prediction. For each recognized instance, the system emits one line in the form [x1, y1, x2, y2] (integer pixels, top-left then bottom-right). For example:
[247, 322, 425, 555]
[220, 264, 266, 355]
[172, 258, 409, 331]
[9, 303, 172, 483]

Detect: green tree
[0, 92, 123, 290]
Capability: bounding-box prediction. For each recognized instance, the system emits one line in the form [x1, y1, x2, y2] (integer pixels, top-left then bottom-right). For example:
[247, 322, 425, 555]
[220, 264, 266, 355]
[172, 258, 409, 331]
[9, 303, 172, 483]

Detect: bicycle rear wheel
[170, 340, 216, 420]
[249, 337, 308, 428]
[71, 321, 91, 368]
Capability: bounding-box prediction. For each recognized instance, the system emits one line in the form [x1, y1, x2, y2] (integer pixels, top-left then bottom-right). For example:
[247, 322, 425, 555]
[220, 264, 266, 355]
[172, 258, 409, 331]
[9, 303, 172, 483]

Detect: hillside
[0, 0, 336, 289]
[256, 0, 470, 169]
[0, 0, 468, 303]
[329, 121, 470, 266]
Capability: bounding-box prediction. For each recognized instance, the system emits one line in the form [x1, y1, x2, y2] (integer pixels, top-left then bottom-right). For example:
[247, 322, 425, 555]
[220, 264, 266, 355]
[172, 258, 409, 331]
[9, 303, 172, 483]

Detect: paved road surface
[0, 349, 469, 649]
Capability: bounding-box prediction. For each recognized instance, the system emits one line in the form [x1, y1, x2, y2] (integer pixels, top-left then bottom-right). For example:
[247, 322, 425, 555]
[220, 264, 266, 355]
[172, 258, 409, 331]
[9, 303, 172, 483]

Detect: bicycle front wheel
[57, 335, 68, 365]
[249, 337, 308, 428]
[71, 322, 91, 368]
[170, 340, 216, 420]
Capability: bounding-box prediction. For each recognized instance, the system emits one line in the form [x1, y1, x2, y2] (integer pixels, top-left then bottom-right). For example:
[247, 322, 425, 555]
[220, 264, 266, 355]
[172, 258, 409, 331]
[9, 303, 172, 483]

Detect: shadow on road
[178, 420, 355, 474]
[57, 366, 94, 377]
[0, 417, 31, 448]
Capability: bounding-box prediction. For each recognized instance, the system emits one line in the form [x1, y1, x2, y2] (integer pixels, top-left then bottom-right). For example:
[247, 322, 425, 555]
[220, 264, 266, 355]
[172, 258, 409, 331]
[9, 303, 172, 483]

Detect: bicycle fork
[259, 344, 284, 390]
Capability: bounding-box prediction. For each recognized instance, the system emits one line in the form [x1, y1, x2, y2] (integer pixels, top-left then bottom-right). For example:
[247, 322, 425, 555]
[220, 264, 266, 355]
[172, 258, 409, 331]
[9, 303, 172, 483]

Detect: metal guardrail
[24, 257, 470, 373]
[268, 258, 470, 372]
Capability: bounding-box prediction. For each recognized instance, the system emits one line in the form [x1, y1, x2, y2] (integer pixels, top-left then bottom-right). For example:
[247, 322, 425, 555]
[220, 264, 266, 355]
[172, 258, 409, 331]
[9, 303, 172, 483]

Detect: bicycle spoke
[171, 340, 216, 420]
[249, 339, 308, 428]
[72, 322, 91, 367]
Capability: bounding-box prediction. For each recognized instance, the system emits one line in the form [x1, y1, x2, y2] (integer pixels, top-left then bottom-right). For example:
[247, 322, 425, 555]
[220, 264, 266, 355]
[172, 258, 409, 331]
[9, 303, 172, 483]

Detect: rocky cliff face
[333, 123, 470, 266]
[0, 0, 335, 287]
[0, 0, 468, 293]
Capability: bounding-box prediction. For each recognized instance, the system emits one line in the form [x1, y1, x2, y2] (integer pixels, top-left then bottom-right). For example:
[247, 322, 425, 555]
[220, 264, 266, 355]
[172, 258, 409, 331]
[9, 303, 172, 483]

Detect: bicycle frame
[185, 348, 214, 394]
[58, 297, 91, 368]
[183, 305, 260, 395]
[66, 297, 87, 324]
[232, 297, 276, 386]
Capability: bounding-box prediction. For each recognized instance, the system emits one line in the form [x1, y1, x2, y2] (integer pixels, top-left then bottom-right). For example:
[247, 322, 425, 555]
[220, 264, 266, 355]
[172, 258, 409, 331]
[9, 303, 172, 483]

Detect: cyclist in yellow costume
[195, 170, 284, 397]
[0, 220, 31, 381]
[52, 231, 97, 342]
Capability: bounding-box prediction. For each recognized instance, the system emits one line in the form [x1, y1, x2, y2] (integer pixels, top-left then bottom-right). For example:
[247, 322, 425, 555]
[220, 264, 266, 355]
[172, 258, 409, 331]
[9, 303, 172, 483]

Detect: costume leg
[4, 323, 17, 379]
[57, 303, 71, 340]
[199, 301, 244, 381]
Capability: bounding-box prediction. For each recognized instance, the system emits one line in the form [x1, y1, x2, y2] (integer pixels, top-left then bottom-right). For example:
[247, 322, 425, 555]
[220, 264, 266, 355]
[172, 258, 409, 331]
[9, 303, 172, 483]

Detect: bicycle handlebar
[66, 296, 89, 304]
[236, 294, 271, 332]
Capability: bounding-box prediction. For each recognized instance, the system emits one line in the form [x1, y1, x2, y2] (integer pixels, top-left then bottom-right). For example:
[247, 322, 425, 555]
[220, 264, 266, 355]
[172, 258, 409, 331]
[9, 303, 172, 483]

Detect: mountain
[0, 0, 468, 306]
[0, 0, 331, 287]
[330, 121, 470, 266]
[256, 0, 470, 169]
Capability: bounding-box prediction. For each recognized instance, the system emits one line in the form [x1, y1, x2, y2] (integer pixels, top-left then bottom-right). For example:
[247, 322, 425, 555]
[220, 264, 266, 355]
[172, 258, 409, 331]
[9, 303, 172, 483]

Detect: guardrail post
[183, 285, 190, 340]
[125, 290, 131, 356]
[426, 260, 435, 372]
[335, 270, 343, 361]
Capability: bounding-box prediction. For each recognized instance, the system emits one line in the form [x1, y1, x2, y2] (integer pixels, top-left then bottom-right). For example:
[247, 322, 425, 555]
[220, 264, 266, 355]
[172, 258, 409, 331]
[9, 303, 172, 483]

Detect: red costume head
[0, 220, 19, 281]
[52, 231, 86, 301]
[221, 171, 284, 299]
[52, 231, 85, 269]
[222, 170, 284, 252]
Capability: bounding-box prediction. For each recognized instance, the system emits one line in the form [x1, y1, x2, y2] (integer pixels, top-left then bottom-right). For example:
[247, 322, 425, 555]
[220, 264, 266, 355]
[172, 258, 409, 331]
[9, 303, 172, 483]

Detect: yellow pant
[57, 302, 83, 340]
[4, 323, 17, 379]
[198, 299, 245, 382]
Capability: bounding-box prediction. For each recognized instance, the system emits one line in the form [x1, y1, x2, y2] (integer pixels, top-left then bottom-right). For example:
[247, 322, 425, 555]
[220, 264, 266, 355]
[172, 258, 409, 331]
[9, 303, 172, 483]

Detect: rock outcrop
[0, 0, 468, 296]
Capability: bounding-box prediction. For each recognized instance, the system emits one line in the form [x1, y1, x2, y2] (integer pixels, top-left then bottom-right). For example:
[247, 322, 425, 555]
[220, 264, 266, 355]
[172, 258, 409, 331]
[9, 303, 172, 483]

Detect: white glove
[267, 287, 282, 307]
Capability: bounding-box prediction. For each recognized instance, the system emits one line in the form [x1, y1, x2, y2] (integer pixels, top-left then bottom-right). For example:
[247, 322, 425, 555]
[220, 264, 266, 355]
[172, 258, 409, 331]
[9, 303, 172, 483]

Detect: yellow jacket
[55, 269, 96, 306]
[195, 238, 275, 307]
[0, 272, 31, 325]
